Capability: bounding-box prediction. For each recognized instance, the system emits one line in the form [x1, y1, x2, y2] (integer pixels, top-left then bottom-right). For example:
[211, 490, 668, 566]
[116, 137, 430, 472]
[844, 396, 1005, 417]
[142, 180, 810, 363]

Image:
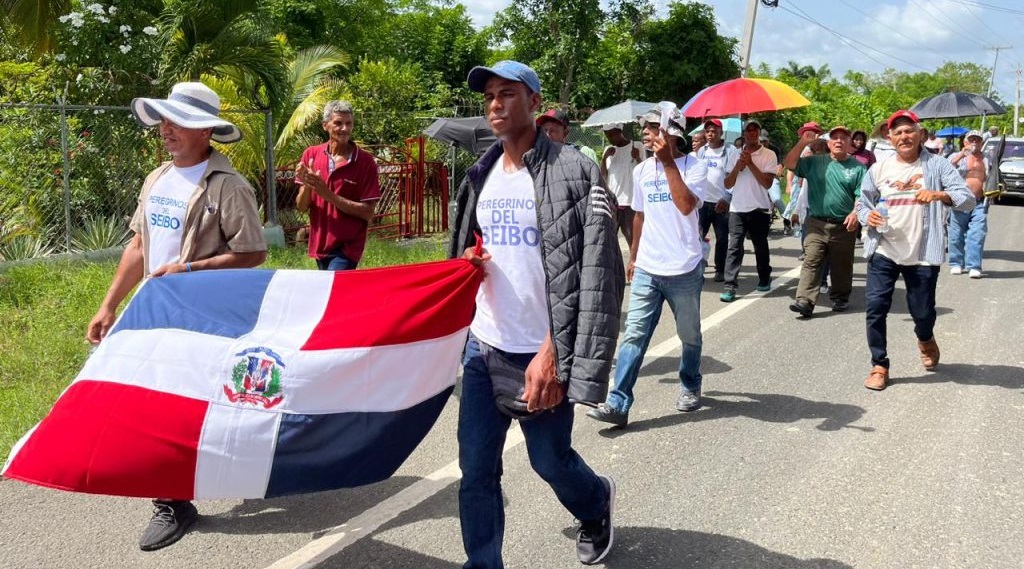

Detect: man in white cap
[587, 107, 708, 425]
[947, 129, 990, 278]
[720, 119, 778, 302]
[600, 122, 645, 249]
[783, 125, 864, 317]
[87, 81, 267, 551]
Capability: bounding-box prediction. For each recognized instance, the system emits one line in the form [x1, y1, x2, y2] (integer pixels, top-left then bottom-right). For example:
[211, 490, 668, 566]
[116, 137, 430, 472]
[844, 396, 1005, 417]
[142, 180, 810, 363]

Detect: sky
[461, 0, 1024, 105]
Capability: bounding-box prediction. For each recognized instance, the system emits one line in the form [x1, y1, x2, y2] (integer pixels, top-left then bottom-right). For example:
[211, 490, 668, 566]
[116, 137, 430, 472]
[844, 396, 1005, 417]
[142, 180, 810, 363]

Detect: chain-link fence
[0, 102, 635, 262]
[0, 103, 274, 262]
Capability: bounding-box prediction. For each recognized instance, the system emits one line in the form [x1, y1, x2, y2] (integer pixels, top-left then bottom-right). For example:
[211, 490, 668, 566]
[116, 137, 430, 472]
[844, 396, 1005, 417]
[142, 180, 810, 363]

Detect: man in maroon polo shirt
[296, 100, 382, 270]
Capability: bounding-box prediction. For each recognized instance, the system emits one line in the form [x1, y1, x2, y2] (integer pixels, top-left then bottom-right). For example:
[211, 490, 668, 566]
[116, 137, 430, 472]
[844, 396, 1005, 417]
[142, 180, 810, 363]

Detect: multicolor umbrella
[679, 78, 811, 119]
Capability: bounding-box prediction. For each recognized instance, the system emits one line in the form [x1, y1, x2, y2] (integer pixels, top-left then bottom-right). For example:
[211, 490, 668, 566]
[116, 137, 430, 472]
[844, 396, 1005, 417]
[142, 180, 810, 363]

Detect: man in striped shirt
[856, 110, 975, 391]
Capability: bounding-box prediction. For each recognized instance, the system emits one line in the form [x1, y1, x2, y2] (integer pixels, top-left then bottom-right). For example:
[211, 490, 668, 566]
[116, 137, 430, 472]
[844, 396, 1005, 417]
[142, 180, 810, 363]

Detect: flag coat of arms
[3, 259, 482, 500]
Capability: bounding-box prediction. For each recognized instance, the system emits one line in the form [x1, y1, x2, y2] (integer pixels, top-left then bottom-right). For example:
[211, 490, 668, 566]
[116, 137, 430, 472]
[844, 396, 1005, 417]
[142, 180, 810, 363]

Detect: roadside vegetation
[0, 238, 446, 463]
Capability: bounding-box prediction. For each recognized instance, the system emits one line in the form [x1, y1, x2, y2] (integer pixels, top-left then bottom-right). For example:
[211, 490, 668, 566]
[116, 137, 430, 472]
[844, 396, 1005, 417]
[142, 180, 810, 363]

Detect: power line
[952, 0, 1024, 17]
[780, 2, 932, 72]
[833, 0, 922, 48]
[906, 0, 977, 40]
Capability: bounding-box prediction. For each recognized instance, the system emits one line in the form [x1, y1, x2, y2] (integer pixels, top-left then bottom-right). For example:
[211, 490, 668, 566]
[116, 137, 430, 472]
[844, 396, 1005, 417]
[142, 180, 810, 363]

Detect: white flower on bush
[76, 73, 83, 83]
[97, 16, 109, 23]
[55, 53, 66, 62]
[108, 6, 117, 14]
[86, 3, 105, 15]
[119, 25, 131, 35]
[61, 12, 86, 27]
[143, 26, 158, 36]
[119, 44, 132, 54]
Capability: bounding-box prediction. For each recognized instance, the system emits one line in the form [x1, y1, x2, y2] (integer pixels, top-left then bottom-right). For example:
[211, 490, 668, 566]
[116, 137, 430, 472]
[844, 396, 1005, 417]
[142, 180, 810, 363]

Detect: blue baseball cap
[467, 60, 541, 94]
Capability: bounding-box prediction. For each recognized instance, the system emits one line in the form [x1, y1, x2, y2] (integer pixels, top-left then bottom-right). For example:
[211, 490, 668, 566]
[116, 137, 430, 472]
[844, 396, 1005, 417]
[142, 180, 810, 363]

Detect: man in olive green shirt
[783, 125, 865, 316]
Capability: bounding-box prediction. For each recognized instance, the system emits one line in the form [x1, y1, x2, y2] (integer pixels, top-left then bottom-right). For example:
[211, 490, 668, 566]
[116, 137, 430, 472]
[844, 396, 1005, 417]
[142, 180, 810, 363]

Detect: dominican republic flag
[3, 258, 481, 500]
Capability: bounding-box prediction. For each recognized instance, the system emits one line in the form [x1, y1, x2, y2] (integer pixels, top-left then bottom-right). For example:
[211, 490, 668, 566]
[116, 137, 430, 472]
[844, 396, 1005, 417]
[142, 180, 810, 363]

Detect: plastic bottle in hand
[876, 196, 890, 233]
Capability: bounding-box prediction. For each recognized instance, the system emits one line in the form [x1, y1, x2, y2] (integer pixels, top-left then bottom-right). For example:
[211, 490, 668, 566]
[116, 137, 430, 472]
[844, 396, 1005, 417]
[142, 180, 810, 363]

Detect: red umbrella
[680, 78, 811, 119]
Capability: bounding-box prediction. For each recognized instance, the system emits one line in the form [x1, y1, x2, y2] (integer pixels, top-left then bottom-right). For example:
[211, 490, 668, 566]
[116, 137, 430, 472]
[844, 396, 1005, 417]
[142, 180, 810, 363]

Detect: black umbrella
[423, 116, 496, 156]
[909, 91, 1006, 119]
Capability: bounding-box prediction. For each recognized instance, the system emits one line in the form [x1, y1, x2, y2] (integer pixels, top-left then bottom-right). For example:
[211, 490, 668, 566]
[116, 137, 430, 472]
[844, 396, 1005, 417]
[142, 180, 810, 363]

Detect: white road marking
[265, 265, 802, 568]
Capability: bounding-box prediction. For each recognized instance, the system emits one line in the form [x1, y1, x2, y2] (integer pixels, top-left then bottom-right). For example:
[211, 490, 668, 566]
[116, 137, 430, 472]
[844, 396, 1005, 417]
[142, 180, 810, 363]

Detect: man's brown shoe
[865, 366, 889, 390]
[918, 338, 940, 370]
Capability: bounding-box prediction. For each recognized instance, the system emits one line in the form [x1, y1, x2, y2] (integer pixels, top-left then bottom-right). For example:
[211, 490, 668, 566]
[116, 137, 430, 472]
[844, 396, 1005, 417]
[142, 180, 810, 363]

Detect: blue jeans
[864, 254, 939, 369]
[948, 201, 988, 271]
[606, 266, 703, 413]
[315, 253, 357, 271]
[458, 336, 609, 569]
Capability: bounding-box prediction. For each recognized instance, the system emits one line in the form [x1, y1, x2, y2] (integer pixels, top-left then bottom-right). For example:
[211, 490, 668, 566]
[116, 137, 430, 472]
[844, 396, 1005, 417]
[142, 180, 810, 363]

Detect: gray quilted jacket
[449, 130, 625, 405]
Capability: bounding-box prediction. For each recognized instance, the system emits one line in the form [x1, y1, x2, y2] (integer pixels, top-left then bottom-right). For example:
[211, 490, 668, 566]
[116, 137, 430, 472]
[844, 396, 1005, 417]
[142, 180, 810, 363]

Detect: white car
[982, 137, 1024, 195]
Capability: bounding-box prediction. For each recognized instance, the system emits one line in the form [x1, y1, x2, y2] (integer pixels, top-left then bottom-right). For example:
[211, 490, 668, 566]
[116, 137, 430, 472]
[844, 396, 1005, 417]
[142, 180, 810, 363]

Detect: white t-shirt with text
[697, 143, 739, 203]
[145, 161, 207, 272]
[470, 159, 548, 353]
[632, 155, 708, 276]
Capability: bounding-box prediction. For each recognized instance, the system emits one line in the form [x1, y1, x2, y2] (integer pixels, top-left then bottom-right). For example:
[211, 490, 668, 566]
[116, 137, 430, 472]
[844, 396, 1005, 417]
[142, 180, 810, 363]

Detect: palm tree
[209, 44, 349, 180]
[156, 0, 289, 111]
[0, 0, 71, 55]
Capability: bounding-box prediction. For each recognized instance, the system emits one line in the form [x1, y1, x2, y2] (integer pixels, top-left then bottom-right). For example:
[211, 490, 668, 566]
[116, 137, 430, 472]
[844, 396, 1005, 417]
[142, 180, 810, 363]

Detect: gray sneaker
[139, 500, 198, 551]
[676, 389, 702, 412]
[586, 403, 628, 427]
[576, 475, 616, 565]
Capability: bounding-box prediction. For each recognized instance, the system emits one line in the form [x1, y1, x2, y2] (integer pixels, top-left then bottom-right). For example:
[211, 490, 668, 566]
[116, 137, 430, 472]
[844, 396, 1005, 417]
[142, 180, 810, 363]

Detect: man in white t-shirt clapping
[696, 118, 739, 282]
[720, 119, 778, 302]
[587, 108, 708, 427]
[600, 122, 645, 250]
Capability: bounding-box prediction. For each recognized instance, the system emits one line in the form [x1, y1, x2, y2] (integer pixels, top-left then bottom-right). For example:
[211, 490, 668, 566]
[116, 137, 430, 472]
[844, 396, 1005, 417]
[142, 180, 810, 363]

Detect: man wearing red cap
[856, 110, 975, 391]
[784, 125, 865, 317]
[695, 118, 739, 281]
[536, 109, 599, 164]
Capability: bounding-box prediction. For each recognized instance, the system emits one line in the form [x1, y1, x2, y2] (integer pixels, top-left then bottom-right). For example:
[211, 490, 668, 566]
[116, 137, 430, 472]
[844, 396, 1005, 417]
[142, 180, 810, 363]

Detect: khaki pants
[796, 216, 857, 305]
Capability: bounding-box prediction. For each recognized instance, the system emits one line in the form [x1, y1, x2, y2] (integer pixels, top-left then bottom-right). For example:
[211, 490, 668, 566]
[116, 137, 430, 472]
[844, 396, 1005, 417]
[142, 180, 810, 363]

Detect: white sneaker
[949, 266, 963, 275]
[969, 269, 983, 279]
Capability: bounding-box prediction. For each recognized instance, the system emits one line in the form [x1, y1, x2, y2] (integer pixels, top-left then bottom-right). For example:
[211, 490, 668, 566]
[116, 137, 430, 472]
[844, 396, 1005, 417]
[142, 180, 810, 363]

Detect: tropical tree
[488, 0, 605, 105]
[0, 0, 71, 55]
[209, 44, 350, 180]
[156, 0, 289, 111]
[634, 1, 739, 104]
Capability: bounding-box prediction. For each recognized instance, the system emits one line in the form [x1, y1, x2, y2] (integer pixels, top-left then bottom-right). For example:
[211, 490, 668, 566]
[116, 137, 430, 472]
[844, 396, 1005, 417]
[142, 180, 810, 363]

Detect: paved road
[3, 200, 1023, 569]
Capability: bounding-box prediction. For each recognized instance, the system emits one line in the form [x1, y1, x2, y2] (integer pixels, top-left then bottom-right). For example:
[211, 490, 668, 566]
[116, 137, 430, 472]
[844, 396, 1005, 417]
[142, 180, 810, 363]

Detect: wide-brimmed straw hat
[131, 82, 242, 144]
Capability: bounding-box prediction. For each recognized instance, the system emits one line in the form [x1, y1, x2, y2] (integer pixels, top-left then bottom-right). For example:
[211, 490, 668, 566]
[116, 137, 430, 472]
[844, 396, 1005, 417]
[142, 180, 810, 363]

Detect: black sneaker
[832, 299, 850, 312]
[577, 475, 616, 565]
[789, 300, 813, 318]
[585, 403, 628, 427]
[139, 500, 198, 551]
[676, 388, 702, 412]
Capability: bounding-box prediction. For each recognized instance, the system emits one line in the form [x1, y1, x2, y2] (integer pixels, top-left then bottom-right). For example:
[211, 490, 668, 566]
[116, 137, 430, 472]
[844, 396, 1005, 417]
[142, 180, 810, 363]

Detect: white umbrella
[581, 100, 658, 128]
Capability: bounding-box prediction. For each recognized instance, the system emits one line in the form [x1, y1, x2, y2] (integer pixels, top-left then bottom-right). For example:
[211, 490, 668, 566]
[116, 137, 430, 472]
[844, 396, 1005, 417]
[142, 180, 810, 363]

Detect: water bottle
[701, 238, 711, 263]
[876, 196, 890, 234]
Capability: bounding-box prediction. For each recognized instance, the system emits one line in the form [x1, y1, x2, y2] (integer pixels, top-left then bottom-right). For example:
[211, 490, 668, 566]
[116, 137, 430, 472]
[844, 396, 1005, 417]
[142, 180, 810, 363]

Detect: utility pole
[738, 0, 759, 78]
[983, 45, 1011, 130]
[1016, 65, 1021, 137]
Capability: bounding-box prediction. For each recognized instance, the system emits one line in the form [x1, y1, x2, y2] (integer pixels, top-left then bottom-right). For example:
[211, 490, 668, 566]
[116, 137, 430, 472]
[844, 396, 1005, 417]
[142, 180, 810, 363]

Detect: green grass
[0, 237, 446, 464]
